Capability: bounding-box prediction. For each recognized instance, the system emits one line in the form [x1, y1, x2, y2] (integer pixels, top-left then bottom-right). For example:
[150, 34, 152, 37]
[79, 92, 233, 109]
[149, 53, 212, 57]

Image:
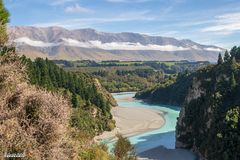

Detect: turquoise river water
[103, 92, 197, 160]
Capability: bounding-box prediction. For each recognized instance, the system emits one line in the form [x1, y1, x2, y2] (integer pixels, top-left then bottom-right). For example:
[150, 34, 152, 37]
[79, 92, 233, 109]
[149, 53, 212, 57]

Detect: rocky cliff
[176, 61, 240, 160]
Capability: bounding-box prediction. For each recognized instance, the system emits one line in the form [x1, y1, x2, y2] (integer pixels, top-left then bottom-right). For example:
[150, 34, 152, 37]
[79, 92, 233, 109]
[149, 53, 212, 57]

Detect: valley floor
[95, 93, 197, 160]
[95, 105, 165, 142]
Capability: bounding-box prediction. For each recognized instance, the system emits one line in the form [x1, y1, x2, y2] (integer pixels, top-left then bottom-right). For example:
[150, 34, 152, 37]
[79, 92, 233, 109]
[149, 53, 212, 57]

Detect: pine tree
[235, 46, 240, 62]
[230, 46, 238, 58]
[230, 56, 237, 71]
[231, 56, 237, 65]
[0, 0, 9, 46]
[217, 53, 223, 65]
[230, 73, 237, 90]
[224, 50, 231, 62]
[71, 93, 78, 108]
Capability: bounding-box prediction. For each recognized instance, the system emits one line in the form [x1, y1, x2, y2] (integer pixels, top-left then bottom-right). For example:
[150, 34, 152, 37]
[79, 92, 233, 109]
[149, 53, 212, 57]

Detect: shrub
[80, 144, 111, 160]
[113, 134, 137, 160]
[0, 53, 74, 160]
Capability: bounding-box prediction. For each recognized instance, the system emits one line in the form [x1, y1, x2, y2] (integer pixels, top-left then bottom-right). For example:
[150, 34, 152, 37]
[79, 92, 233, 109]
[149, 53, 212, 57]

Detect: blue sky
[4, 0, 240, 49]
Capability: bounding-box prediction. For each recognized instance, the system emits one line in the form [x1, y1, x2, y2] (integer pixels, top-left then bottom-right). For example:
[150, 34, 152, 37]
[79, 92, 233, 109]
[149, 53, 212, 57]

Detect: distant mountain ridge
[8, 26, 225, 62]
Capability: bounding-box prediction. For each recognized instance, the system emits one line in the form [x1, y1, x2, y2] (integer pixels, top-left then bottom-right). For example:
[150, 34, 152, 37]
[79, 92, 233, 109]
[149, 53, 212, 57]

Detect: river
[104, 92, 197, 160]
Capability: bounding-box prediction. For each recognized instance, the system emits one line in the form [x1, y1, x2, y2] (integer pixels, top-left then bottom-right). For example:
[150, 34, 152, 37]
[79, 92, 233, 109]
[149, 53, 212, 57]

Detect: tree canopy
[217, 53, 223, 65]
[0, 0, 9, 45]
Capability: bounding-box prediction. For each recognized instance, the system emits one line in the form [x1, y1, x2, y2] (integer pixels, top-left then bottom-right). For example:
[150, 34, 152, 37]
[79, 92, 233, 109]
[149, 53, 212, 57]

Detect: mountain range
[8, 26, 225, 62]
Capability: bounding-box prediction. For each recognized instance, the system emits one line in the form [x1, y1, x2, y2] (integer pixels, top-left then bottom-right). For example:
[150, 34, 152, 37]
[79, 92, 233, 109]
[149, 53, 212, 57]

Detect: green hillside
[136, 46, 240, 160]
[176, 49, 240, 160]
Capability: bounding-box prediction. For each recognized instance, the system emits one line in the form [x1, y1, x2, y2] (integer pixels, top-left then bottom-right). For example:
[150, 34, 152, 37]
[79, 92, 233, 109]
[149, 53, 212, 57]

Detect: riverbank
[95, 105, 165, 142]
[95, 92, 197, 160]
[138, 146, 197, 160]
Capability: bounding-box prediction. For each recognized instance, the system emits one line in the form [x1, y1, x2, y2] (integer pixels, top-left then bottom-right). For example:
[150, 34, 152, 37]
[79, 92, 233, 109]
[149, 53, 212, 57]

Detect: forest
[0, 1, 136, 159]
[136, 48, 240, 106]
[136, 46, 240, 160]
[22, 56, 117, 134]
[56, 60, 209, 92]
[1, 0, 239, 159]
[176, 48, 240, 160]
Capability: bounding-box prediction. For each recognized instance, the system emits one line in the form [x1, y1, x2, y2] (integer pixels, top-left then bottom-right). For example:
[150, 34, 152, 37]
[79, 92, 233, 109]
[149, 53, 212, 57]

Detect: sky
[4, 0, 240, 49]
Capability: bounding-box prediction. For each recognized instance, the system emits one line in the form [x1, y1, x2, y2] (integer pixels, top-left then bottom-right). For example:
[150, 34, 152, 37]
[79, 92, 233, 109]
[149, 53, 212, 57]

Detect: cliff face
[176, 63, 240, 160]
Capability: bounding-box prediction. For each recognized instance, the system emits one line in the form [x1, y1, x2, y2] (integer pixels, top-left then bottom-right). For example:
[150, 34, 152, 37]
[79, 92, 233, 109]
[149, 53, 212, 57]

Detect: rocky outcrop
[176, 77, 207, 149]
[176, 63, 240, 160]
[185, 78, 205, 103]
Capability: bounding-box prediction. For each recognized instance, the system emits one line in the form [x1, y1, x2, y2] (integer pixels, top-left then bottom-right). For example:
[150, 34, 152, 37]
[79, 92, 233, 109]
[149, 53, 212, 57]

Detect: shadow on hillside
[133, 131, 198, 160]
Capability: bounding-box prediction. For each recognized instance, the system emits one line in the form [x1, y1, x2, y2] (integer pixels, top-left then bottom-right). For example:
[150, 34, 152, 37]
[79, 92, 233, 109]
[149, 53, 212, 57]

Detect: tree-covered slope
[57, 60, 209, 93]
[136, 46, 240, 160]
[0, 1, 136, 159]
[135, 71, 195, 106]
[19, 56, 117, 135]
[176, 48, 240, 160]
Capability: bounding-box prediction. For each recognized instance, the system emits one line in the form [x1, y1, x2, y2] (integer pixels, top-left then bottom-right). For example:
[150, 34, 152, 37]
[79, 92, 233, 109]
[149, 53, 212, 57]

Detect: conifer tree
[235, 46, 240, 62]
[230, 57, 237, 71]
[230, 46, 237, 58]
[0, 0, 9, 46]
[230, 73, 237, 90]
[71, 93, 78, 108]
[224, 50, 231, 62]
[217, 53, 223, 65]
[231, 56, 237, 65]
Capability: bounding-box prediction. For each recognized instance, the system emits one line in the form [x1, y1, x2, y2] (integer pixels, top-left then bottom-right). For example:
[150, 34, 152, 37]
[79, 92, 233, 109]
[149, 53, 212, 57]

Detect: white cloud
[65, 4, 93, 13]
[204, 47, 223, 52]
[14, 37, 190, 51]
[89, 41, 190, 51]
[14, 37, 223, 52]
[32, 11, 155, 28]
[201, 12, 240, 35]
[51, 0, 76, 6]
[14, 37, 58, 47]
